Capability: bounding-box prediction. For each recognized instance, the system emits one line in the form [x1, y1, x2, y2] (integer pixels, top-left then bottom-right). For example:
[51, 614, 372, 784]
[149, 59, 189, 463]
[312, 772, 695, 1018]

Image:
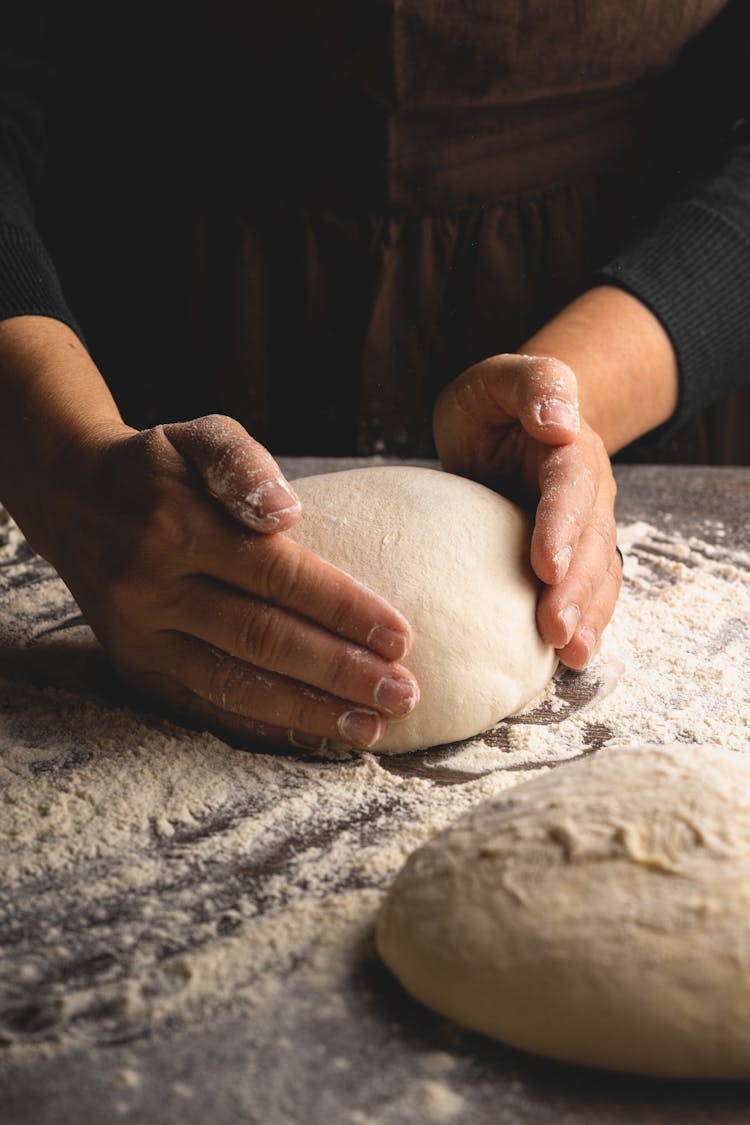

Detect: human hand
[44, 415, 419, 749]
[433, 355, 621, 669]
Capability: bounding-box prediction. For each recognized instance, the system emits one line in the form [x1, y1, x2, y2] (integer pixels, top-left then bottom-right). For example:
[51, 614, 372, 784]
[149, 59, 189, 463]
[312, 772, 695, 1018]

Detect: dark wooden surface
[1, 462, 750, 1125]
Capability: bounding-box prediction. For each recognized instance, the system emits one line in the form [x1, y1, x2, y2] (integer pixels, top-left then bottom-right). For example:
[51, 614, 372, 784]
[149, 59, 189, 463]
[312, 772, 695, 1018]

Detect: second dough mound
[377, 743, 750, 1077]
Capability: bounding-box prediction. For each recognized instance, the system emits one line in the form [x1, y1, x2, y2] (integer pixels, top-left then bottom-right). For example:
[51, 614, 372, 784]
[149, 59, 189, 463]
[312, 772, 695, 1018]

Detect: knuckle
[237, 602, 281, 667]
[191, 413, 246, 446]
[207, 652, 247, 712]
[326, 643, 358, 695]
[325, 584, 357, 637]
[584, 610, 607, 644]
[286, 690, 325, 735]
[591, 514, 617, 556]
[287, 729, 329, 751]
[134, 424, 167, 460]
[528, 354, 577, 392]
[140, 498, 196, 557]
[259, 541, 303, 604]
[453, 362, 504, 421]
[575, 563, 597, 610]
[202, 412, 239, 431]
[588, 584, 619, 634]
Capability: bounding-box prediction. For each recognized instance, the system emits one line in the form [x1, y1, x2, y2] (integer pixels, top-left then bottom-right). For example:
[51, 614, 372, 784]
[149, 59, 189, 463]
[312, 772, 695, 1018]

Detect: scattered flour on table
[1, 512, 749, 1117]
[349, 1079, 465, 1124]
[432, 519, 750, 776]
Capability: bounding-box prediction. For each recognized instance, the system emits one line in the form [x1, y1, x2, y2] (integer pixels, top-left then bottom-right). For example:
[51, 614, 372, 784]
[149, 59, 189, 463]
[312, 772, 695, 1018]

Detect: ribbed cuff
[0, 222, 84, 341]
[596, 199, 750, 447]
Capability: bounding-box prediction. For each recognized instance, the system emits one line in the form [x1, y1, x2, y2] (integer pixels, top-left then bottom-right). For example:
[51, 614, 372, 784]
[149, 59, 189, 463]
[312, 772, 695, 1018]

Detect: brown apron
[182, 0, 742, 461]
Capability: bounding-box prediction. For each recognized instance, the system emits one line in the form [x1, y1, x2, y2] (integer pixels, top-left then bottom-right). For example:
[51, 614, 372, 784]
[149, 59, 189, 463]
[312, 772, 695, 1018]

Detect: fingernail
[553, 545, 573, 582]
[337, 709, 384, 748]
[367, 625, 410, 662]
[579, 626, 597, 665]
[559, 603, 581, 645]
[538, 399, 579, 430]
[249, 478, 300, 520]
[374, 676, 419, 716]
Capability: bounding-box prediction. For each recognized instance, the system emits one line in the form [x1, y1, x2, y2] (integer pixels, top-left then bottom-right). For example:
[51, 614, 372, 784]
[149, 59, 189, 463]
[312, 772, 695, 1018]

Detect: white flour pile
[1, 502, 749, 1118]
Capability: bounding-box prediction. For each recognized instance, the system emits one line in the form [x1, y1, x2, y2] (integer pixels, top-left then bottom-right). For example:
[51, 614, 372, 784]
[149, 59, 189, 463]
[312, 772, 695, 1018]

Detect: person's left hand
[433, 353, 622, 670]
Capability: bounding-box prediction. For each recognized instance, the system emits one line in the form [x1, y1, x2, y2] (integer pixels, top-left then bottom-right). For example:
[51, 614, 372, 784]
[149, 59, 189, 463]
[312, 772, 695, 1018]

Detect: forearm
[520, 285, 679, 455]
[0, 315, 130, 554]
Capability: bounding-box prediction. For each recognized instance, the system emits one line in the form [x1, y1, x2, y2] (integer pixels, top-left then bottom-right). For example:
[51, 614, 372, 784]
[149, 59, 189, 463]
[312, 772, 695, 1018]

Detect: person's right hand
[41, 414, 419, 750]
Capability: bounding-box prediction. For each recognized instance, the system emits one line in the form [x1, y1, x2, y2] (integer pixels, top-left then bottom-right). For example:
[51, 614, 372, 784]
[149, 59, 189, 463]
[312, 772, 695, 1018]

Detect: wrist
[520, 286, 679, 454]
[0, 316, 132, 555]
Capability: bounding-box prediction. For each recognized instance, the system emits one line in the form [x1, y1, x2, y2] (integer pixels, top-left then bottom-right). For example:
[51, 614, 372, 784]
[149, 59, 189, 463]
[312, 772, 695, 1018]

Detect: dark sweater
[1, 1, 749, 450]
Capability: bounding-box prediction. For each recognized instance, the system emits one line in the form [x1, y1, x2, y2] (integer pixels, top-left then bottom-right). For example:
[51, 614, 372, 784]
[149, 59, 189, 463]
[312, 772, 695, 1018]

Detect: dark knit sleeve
[595, 0, 750, 443]
[0, 4, 81, 337]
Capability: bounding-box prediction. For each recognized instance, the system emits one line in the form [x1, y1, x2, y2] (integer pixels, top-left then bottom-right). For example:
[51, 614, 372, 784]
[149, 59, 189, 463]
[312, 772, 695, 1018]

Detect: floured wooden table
[1, 461, 749, 1124]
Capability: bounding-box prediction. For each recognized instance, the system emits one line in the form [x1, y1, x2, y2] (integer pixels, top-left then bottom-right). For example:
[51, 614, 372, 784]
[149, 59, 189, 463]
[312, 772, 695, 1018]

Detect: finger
[165, 576, 419, 717]
[130, 448, 415, 664]
[536, 508, 619, 648]
[167, 634, 390, 749]
[208, 718, 337, 754]
[192, 527, 414, 662]
[162, 415, 301, 533]
[123, 669, 336, 752]
[530, 425, 616, 586]
[224, 719, 333, 753]
[554, 550, 623, 670]
[531, 440, 604, 586]
[510, 355, 580, 444]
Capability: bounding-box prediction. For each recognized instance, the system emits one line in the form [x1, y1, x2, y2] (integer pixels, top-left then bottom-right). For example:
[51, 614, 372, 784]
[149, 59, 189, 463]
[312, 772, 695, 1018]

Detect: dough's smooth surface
[376, 744, 750, 1077]
[288, 466, 556, 754]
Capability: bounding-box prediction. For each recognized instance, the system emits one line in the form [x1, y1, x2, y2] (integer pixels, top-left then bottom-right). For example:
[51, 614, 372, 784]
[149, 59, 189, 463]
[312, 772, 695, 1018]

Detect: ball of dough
[377, 744, 750, 1077]
[287, 466, 556, 754]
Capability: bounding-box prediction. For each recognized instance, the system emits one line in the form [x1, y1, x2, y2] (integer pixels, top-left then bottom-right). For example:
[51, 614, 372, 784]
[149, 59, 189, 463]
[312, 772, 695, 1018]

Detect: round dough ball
[376, 744, 750, 1077]
[287, 466, 556, 754]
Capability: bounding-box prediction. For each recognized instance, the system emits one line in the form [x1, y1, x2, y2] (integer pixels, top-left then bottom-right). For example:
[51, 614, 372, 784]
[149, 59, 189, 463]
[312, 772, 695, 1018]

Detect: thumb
[512, 354, 581, 445]
[435, 354, 580, 475]
[162, 414, 301, 533]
